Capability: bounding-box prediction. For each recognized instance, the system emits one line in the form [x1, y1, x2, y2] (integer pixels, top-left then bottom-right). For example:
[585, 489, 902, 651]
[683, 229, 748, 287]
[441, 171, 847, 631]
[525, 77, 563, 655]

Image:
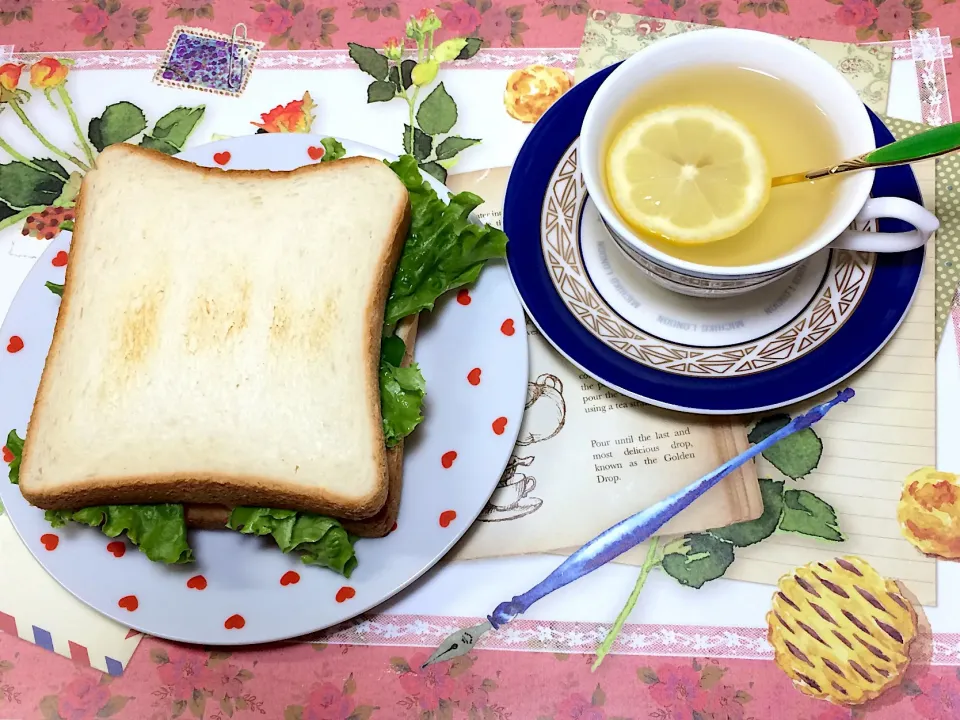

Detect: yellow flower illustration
[30, 57, 70, 90]
[503, 65, 574, 124]
[898, 466, 960, 559]
[252, 91, 316, 134]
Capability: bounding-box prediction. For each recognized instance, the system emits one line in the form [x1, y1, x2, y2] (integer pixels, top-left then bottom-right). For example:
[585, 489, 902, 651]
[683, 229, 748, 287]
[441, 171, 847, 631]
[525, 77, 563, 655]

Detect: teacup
[489, 472, 537, 511]
[579, 28, 940, 298]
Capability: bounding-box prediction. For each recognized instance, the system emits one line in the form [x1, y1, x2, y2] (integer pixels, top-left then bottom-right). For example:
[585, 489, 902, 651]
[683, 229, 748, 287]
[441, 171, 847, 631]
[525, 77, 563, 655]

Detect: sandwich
[7, 139, 507, 577]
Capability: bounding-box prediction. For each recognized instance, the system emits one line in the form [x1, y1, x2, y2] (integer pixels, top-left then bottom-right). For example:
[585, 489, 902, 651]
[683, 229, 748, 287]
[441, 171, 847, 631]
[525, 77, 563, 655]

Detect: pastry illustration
[898, 466, 960, 559]
[767, 556, 917, 705]
[516, 373, 566, 446]
[503, 65, 574, 123]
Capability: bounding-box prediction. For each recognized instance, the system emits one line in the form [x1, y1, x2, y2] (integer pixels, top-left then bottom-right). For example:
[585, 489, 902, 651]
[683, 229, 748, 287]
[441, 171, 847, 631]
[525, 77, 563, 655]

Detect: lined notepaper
[726, 157, 938, 605]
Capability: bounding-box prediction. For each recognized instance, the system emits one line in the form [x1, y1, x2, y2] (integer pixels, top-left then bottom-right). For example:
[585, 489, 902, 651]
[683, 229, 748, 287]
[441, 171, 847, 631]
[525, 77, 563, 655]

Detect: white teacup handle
[829, 196, 939, 253]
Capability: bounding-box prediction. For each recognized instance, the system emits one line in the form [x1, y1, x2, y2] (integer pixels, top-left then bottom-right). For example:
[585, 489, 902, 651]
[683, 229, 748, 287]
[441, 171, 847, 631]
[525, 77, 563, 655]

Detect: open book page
[446, 169, 761, 561]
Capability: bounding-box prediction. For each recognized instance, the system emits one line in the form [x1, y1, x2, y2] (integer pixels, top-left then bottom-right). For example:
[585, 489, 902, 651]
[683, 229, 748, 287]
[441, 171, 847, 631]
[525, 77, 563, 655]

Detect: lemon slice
[605, 105, 770, 244]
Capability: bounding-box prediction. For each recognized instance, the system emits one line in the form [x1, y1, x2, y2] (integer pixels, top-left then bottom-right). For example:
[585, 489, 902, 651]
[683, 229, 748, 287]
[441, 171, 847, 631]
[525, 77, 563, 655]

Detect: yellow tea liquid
[603, 65, 843, 266]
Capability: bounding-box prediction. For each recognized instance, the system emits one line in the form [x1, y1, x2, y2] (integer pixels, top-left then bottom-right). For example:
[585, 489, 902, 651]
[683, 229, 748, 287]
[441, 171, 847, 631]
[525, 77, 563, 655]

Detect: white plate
[0, 134, 528, 644]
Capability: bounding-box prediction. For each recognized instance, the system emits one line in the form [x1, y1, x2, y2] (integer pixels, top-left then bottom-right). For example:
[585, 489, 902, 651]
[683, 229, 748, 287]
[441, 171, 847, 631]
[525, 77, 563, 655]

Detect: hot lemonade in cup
[603, 64, 843, 267]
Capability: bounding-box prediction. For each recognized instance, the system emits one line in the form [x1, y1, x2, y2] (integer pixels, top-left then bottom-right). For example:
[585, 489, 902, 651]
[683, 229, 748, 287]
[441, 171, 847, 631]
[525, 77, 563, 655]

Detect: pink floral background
[2, 0, 960, 716]
[0, 0, 957, 119]
[4, 630, 960, 719]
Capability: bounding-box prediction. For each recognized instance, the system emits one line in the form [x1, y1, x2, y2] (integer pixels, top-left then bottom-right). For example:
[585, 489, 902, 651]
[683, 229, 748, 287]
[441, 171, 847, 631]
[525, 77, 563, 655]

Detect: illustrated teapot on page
[516, 373, 566, 446]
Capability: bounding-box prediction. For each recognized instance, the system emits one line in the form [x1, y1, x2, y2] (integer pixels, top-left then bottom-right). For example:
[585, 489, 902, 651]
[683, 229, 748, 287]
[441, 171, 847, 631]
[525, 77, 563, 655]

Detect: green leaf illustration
[661, 533, 735, 589]
[5, 429, 24, 485]
[146, 105, 205, 150]
[779, 489, 843, 541]
[748, 413, 823, 479]
[367, 79, 396, 103]
[419, 160, 447, 184]
[591, 684, 605, 706]
[88, 102, 147, 152]
[435, 136, 480, 161]
[708, 479, 784, 547]
[638, 667, 659, 684]
[139, 135, 179, 155]
[404, 125, 432, 161]
[400, 59, 416, 89]
[0, 160, 66, 208]
[417, 82, 458, 136]
[45, 281, 64, 296]
[457, 37, 482, 60]
[388, 65, 401, 92]
[348, 42, 389, 80]
[97, 696, 130, 718]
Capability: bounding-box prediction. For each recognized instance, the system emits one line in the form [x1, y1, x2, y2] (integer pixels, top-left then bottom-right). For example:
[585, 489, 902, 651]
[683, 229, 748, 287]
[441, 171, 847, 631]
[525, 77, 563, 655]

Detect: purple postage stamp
[154, 25, 262, 97]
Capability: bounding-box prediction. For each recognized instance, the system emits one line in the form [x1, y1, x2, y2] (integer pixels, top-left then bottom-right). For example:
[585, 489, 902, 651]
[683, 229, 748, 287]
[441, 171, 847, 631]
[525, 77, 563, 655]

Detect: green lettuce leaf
[384, 154, 508, 326]
[4, 429, 23, 484]
[227, 507, 358, 577]
[320, 137, 347, 162]
[45, 504, 193, 564]
[380, 334, 426, 447]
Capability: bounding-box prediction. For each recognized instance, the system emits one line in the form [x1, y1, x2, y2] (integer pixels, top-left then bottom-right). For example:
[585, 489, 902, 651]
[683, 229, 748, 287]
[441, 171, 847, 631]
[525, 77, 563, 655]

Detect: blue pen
[422, 388, 855, 668]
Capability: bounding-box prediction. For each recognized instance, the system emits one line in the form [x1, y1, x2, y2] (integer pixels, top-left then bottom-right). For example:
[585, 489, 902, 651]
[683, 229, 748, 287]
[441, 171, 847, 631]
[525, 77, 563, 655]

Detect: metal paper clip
[228, 23, 251, 91]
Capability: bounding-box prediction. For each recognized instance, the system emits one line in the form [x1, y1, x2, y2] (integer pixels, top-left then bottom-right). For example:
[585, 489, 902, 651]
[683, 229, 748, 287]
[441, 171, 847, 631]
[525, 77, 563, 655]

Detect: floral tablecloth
[3, 1, 960, 719]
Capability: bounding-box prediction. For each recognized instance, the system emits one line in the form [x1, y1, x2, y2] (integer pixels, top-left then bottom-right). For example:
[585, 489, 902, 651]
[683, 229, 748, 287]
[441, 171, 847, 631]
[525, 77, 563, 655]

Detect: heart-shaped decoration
[500, 319, 515, 336]
[467, 368, 482, 386]
[457, 289, 472, 306]
[390, 521, 398, 533]
[439, 510, 457, 528]
[40, 533, 59, 551]
[213, 151, 231, 166]
[186, 575, 207, 590]
[492, 416, 508, 435]
[224, 614, 245, 630]
[335, 586, 356, 603]
[280, 570, 300, 586]
[52, 251, 68, 268]
[307, 145, 325, 161]
[1, 446, 12, 463]
[118, 595, 138, 612]
[441, 450, 458, 469]
[6, 336, 23, 353]
[106, 541, 125, 558]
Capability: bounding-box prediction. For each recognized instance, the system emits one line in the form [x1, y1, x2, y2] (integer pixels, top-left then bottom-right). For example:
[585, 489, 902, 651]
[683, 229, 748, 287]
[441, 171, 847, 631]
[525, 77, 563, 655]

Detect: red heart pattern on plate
[457, 289, 471, 306]
[213, 151, 231, 166]
[335, 586, 356, 603]
[40, 533, 58, 551]
[280, 570, 300, 586]
[492, 417, 508, 435]
[52, 251, 68, 267]
[106, 541, 125, 558]
[439, 510, 457, 528]
[186, 575, 207, 590]
[467, 368, 482, 386]
[118, 595, 138, 611]
[1, 446, 12, 463]
[6, 336, 23, 353]
[307, 145, 325, 161]
[500, 319, 515, 336]
[441, 450, 457, 469]
[224, 614, 245, 629]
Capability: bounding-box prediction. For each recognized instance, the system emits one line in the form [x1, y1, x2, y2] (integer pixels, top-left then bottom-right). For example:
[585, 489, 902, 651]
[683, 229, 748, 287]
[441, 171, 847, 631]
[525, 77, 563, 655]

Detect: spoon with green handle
[772, 121, 960, 187]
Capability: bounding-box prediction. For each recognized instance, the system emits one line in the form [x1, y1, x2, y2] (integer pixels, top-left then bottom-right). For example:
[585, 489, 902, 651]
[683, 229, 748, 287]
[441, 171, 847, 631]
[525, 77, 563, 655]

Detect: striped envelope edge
[0, 516, 141, 675]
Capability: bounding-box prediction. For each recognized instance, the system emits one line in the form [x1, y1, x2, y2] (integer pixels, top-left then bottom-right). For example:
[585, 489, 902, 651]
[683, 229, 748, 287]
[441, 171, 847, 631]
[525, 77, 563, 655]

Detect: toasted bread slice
[184, 315, 420, 538]
[19, 143, 411, 519]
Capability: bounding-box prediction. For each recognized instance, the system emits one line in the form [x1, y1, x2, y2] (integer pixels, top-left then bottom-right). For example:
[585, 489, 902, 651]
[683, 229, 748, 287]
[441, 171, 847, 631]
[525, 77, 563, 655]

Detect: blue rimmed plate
[504, 62, 925, 415]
